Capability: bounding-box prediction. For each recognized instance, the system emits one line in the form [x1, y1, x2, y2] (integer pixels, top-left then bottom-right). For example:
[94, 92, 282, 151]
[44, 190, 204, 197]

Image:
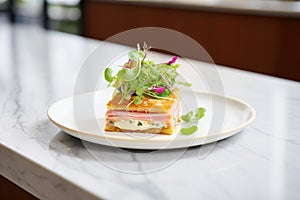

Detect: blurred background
[0, 0, 82, 34]
[0, 0, 299, 81]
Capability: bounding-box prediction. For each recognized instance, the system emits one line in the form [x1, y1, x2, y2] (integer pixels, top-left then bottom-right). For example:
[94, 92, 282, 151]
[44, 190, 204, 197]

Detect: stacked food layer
[105, 90, 180, 134]
[104, 43, 191, 135]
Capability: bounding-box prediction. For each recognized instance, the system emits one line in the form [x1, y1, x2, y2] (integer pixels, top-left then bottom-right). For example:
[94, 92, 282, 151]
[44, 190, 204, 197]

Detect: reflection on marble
[1, 23, 300, 199]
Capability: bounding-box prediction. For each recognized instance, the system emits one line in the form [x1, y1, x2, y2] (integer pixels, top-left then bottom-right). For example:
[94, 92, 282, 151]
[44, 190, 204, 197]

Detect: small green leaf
[117, 68, 127, 79]
[195, 107, 206, 120]
[181, 111, 193, 122]
[181, 126, 198, 135]
[128, 50, 144, 61]
[137, 121, 143, 126]
[171, 63, 180, 69]
[133, 96, 142, 105]
[136, 86, 144, 97]
[104, 68, 113, 82]
[158, 88, 170, 97]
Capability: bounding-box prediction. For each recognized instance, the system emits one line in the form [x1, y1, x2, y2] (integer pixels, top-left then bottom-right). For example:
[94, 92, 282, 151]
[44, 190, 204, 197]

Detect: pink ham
[105, 110, 172, 122]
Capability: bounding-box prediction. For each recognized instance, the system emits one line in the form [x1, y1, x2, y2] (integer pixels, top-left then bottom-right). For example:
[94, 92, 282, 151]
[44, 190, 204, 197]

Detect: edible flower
[149, 86, 165, 94]
[167, 56, 178, 65]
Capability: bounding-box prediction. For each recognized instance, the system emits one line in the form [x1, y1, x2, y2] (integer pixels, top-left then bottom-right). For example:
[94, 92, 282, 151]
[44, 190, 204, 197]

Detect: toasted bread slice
[105, 121, 179, 135]
[106, 88, 179, 113]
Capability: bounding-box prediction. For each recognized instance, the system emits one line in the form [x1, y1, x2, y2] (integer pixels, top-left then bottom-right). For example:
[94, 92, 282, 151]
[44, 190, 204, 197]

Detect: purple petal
[167, 56, 178, 65]
[155, 87, 165, 94]
[149, 86, 165, 94]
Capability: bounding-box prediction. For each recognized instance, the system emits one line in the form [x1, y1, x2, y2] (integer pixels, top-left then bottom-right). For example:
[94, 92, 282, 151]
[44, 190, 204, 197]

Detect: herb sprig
[104, 43, 191, 105]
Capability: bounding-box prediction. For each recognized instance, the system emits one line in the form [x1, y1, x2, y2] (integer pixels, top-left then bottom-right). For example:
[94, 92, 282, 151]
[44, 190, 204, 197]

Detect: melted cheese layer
[113, 120, 165, 131]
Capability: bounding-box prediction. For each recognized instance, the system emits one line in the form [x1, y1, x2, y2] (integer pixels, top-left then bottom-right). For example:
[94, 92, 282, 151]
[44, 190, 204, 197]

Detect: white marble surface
[1, 22, 300, 200]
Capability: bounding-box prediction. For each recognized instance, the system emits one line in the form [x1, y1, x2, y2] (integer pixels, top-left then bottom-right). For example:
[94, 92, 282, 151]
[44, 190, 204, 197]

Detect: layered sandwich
[105, 88, 180, 134]
[103, 43, 191, 135]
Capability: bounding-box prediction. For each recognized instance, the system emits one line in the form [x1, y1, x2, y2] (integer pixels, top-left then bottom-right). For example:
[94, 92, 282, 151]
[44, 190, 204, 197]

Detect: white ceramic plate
[48, 89, 255, 149]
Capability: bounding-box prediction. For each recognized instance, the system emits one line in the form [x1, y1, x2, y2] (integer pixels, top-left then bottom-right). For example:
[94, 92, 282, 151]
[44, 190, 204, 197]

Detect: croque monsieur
[105, 89, 180, 135]
[103, 43, 191, 135]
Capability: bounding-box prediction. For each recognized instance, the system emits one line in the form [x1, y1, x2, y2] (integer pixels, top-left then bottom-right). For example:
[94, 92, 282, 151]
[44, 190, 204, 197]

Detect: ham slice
[105, 101, 180, 122]
[106, 110, 172, 122]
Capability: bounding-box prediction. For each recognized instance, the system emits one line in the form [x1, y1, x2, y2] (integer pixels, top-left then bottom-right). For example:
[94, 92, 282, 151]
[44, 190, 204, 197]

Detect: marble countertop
[88, 0, 300, 18]
[1, 23, 300, 200]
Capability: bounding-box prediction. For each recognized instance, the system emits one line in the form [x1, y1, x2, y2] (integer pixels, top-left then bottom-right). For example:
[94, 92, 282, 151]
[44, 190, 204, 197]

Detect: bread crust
[105, 122, 176, 135]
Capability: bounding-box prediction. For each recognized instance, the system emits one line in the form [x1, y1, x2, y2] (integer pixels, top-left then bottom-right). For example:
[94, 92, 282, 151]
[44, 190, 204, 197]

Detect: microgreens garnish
[104, 43, 191, 105]
[180, 107, 206, 135]
[181, 107, 206, 123]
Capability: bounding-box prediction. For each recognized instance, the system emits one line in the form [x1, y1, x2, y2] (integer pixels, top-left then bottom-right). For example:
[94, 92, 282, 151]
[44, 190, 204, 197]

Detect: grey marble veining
[1, 22, 300, 200]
